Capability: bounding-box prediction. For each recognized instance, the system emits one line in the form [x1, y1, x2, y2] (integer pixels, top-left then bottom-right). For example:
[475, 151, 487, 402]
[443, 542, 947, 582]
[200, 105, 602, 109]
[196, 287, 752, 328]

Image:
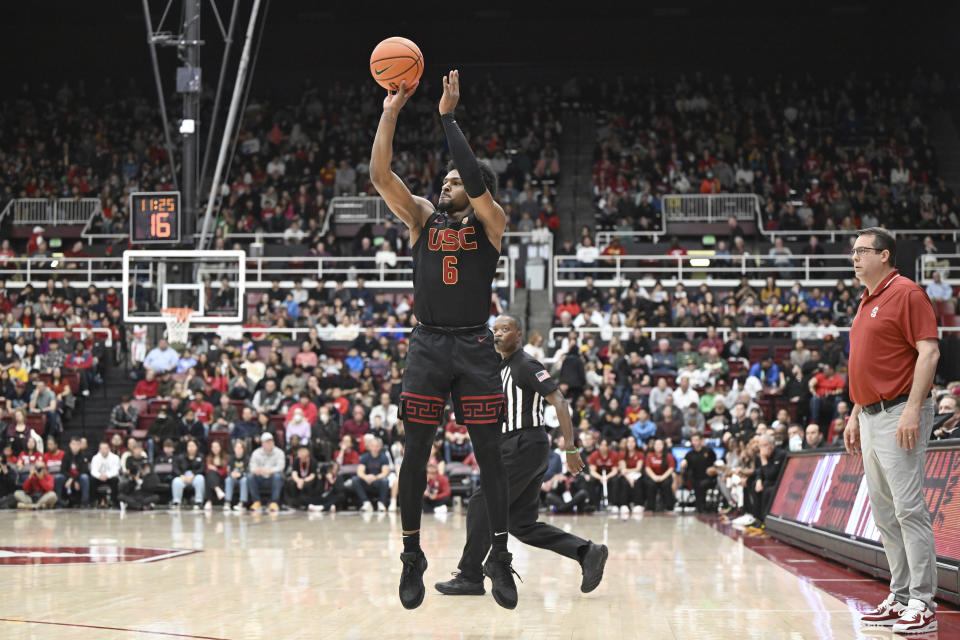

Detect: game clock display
[130, 191, 180, 244]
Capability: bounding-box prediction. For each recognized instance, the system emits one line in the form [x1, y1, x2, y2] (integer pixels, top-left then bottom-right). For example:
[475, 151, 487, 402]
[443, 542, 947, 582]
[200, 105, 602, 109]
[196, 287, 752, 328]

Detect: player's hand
[896, 406, 921, 450]
[566, 451, 585, 475]
[844, 414, 861, 455]
[439, 70, 460, 115]
[383, 79, 418, 114]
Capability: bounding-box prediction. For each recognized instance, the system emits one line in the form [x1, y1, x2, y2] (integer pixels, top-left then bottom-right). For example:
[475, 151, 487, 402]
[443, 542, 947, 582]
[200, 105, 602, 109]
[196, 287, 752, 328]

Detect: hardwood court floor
[0, 507, 953, 639]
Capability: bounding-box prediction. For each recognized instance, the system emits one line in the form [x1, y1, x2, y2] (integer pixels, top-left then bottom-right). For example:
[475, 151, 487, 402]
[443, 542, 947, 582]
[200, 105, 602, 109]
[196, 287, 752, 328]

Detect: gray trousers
[860, 397, 936, 608]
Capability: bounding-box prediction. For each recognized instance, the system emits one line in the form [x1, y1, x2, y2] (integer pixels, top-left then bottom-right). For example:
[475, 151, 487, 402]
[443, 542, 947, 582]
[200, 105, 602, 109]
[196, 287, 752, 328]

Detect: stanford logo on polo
[0, 545, 196, 565]
[871, 305, 879, 318]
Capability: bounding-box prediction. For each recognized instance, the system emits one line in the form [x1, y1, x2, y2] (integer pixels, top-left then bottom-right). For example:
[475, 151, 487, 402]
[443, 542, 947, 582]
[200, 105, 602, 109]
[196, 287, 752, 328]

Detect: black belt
[861, 393, 911, 416]
[418, 323, 487, 335]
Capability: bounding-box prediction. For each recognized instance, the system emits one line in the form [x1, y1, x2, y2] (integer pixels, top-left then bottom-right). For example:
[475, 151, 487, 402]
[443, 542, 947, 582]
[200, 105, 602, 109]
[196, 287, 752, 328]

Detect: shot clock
[130, 191, 181, 244]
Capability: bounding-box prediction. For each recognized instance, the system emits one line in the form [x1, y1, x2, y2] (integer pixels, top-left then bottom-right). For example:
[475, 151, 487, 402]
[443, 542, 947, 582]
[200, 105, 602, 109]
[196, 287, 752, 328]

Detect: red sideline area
[706, 516, 960, 635]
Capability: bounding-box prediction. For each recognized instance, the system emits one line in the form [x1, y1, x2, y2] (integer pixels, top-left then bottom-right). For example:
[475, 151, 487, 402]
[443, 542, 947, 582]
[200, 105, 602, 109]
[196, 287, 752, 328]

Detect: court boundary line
[0, 618, 230, 639]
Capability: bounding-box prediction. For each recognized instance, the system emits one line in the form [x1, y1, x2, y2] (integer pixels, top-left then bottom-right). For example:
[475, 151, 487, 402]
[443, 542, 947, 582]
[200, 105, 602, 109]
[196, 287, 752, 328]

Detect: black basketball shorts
[400, 324, 504, 427]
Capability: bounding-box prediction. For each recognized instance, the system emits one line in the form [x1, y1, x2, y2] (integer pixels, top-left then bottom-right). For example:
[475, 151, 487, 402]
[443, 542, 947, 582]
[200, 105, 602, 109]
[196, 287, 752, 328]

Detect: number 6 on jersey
[442, 255, 458, 284]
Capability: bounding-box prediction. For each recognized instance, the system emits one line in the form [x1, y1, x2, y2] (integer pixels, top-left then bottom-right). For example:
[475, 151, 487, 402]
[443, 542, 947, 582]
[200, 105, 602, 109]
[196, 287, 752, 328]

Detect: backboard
[122, 249, 246, 324]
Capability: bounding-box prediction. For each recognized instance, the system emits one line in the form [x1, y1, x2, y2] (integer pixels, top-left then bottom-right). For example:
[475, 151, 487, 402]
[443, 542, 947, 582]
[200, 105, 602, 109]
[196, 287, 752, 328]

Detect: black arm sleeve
[440, 113, 486, 198]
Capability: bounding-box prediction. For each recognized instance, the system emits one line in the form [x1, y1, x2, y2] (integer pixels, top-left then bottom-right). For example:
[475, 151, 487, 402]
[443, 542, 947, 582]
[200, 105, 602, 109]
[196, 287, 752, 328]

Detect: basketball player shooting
[370, 70, 518, 610]
[436, 314, 609, 598]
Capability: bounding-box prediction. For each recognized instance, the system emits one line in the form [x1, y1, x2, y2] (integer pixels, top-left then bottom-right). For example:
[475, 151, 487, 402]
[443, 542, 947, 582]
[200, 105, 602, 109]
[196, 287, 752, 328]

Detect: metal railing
[661, 193, 760, 223]
[6, 197, 102, 226]
[0, 254, 516, 304]
[552, 252, 859, 288]
[542, 325, 960, 366]
[319, 196, 392, 237]
[760, 227, 960, 243]
[918, 253, 960, 284]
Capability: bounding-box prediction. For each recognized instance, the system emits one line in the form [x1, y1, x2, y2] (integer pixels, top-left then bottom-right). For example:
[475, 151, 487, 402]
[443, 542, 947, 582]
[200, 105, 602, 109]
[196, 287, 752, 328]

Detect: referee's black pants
[457, 427, 589, 581]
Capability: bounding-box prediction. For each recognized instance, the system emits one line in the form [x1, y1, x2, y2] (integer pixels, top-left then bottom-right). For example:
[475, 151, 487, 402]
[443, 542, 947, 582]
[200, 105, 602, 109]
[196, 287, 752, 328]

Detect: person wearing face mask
[786, 424, 805, 452]
[932, 395, 960, 440]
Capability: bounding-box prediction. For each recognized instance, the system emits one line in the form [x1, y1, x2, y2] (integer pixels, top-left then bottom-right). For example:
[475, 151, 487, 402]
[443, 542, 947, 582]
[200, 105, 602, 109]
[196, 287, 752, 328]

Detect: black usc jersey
[411, 211, 500, 327]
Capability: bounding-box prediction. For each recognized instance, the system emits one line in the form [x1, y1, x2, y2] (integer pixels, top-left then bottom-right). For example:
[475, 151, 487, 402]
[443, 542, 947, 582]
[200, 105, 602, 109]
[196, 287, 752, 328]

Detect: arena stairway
[62, 359, 135, 444]
[558, 111, 596, 244]
[931, 110, 960, 193]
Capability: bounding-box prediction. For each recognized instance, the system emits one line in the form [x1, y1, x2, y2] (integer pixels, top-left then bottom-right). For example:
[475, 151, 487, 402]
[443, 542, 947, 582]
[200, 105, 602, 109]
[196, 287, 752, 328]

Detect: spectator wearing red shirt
[189, 392, 216, 426]
[65, 341, 97, 390]
[616, 436, 645, 514]
[339, 404, 369, 442]
[286, 396, 318, 426]
[808, 363, 845, 429]
[601, 237, 627, 260]
[666, 237, 688, 257]
[133, 369, 159, 399]
[555, 294, 581, 320]
[422, 461, 451, 513]
[587, 439, 621, 511]
[699, 173, 721, 194]
[333, 434, 359, 466]
[15, 458, 57, 509]
[642, 438, 676, 512]
[43, 437, 64, 476]
[697, 326, 724, 354]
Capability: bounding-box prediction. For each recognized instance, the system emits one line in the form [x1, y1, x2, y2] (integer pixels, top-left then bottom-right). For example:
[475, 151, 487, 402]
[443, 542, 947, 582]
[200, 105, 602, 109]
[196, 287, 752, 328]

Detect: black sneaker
[399, 551, 428, 609]
[482, 551, 520, 610]
[435, 572, 485, 596]
[579, 542, 608, 593]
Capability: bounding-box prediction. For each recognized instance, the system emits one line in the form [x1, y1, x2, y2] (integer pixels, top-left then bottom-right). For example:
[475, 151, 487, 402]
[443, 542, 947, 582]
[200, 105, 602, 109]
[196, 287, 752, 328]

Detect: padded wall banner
[769, 447, 960, 562]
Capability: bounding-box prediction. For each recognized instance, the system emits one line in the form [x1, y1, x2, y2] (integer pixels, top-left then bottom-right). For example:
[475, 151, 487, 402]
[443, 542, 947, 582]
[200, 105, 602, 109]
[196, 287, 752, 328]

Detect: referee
[435, 314, 609, 604]
[845, 228, 940, 634]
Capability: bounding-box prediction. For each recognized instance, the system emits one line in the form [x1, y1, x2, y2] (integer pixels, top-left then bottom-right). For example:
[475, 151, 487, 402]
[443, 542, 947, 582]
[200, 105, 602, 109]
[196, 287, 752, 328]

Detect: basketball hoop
[161, 307, 195, 344]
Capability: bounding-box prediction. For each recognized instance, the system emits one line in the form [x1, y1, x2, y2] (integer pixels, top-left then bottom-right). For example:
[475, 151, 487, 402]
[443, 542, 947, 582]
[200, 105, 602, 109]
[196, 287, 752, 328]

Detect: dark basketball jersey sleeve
[411, 211, 501, 327]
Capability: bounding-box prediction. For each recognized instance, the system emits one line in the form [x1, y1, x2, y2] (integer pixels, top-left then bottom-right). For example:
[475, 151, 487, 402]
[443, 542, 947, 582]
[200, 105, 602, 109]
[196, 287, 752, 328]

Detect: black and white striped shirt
[500, 349, 559, 434]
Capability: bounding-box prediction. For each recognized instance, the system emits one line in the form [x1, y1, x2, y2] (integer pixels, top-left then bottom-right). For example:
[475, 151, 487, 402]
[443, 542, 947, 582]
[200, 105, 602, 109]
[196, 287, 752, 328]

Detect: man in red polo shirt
[845, 228, 939, 634]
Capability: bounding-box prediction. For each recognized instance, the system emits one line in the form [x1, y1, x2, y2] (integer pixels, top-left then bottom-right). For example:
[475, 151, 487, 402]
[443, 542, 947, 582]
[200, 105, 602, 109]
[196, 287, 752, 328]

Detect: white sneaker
[307, 504, 323, 512]
[619, 505, 630, 516]
[733, 513, 755, 526]
[232, 504, 244, 512]
[891, 599, 937, 633]
[607, 504, 619, 513]
[631, 505, 643, 514]
[859, 593, 906, 626]
[434, 504, 448, 515]
[361, 501, 373, 512]
[387, 500, 397, 512]
[203, 501, 213, 511]
[222, 504, 232, 511]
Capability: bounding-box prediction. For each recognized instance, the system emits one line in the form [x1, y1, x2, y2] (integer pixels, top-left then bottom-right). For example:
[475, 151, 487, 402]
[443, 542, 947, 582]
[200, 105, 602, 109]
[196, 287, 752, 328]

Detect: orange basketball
[369, 36, 423, 91]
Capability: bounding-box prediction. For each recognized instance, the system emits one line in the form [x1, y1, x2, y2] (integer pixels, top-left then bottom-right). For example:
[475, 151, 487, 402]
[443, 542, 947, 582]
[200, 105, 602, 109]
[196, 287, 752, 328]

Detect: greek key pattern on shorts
[459, 394, 505, 424]
[401, 392, 444, 424]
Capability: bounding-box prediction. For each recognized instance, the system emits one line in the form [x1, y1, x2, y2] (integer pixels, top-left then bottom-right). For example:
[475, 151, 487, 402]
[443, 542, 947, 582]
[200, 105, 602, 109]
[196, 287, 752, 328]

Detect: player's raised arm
[370, 80, 434, 242]
[438, 70, 506, 249]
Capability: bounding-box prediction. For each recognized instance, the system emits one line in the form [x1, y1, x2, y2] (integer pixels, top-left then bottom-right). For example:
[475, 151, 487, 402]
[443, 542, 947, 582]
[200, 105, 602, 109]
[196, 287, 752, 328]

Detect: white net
[161, 308, 194, 344]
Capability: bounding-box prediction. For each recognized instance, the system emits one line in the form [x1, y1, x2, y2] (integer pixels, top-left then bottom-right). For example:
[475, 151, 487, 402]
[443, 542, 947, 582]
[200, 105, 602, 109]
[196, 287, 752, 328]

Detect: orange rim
[161, 307, 195, 322]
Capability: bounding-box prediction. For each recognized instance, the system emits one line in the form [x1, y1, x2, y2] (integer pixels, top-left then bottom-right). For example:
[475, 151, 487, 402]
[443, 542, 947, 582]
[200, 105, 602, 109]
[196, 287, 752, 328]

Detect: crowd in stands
[2, 76, 960, 526]
[590, 71, 958, 235]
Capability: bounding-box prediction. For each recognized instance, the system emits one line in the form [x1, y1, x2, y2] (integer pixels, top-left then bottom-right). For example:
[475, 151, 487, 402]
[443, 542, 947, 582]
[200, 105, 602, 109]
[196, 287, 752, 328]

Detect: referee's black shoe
[435, 572, 486, 596]
[399, 551, 428, 609]
[579, 542, 608, 593]
[482, 551, 520, 609]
